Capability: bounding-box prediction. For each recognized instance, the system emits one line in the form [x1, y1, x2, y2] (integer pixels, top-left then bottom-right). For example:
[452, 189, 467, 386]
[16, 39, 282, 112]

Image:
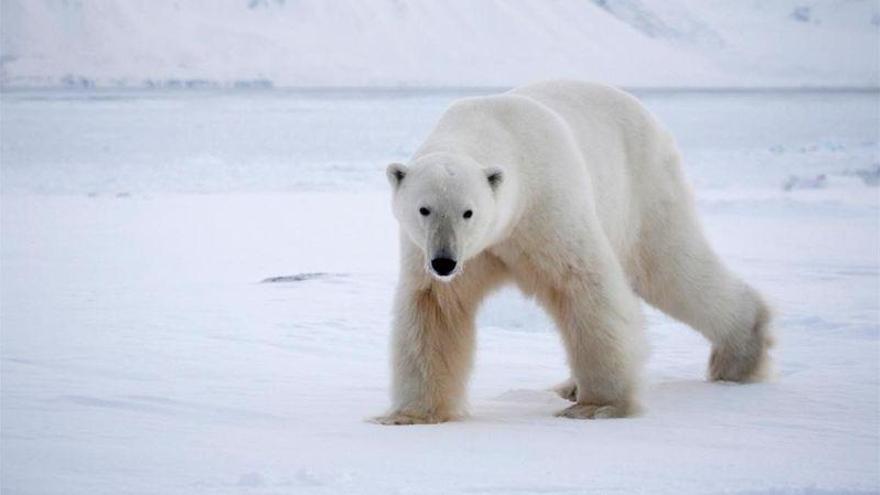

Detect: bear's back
[508, 81, 681, 258]
[510, 80, 668, 171]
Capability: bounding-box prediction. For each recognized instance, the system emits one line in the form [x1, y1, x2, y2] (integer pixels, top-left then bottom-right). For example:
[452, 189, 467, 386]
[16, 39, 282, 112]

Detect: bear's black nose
[430, 257, 457, 276]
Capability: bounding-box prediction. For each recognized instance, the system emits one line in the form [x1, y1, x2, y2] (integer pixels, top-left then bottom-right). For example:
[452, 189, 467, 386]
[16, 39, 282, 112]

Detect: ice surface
[1, 89, 878, 494]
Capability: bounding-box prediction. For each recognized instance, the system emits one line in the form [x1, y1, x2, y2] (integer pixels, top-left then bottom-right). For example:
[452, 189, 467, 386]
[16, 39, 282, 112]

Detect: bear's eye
[419, 207, 431, 216]
[463, 210, 473, 219]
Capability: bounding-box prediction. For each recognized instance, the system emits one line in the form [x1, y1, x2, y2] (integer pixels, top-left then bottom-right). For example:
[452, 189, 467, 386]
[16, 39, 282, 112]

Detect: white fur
[374, 80, 772, 425]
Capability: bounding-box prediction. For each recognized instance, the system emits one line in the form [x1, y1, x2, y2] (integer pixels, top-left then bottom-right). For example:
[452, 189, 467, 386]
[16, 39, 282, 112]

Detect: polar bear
[375, 80, 772, 425]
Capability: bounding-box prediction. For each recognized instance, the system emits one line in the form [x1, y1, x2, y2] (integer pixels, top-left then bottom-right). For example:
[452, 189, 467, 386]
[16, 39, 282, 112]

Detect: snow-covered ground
[1, 89, 878, 494]
[2, 0, 879, 88]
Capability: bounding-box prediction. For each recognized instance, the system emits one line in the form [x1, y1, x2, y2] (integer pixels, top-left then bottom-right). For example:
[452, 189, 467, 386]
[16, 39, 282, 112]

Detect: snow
[1, 0, 878, 89]
[1, 88, 879, 494]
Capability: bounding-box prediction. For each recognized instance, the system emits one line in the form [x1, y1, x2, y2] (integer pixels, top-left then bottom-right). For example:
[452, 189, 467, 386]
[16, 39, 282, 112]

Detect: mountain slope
[1, 0, 878, 88]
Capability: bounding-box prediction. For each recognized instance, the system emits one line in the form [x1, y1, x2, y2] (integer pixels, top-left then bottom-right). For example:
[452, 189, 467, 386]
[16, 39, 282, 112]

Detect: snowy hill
[1, 0, 878, 88]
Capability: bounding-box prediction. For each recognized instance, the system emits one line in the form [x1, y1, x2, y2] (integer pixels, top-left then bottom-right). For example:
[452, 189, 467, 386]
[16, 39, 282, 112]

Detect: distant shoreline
[2, 85, 878, 96]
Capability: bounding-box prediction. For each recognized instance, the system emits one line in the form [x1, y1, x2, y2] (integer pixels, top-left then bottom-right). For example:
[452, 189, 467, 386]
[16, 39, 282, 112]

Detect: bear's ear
[485, 167, 504, 191]
[386, 163, 408, 190]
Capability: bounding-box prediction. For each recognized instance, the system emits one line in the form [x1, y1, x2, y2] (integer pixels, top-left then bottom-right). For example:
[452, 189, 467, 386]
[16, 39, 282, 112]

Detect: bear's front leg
[373, 281, 477, 425]
[540, 260, 647, 419]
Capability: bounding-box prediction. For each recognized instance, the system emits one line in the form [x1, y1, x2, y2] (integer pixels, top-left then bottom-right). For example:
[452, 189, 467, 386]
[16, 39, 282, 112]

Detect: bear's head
[387, 153, 504, 281]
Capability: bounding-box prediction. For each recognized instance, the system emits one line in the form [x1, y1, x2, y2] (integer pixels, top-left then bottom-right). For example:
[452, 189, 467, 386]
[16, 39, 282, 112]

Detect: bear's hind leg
[635, 192, 772, 382]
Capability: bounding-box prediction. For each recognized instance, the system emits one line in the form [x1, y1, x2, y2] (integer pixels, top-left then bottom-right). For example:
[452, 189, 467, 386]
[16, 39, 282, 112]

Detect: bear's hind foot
[709, 342, 770, 382]
[555, 402, 634, 419]
[553, 379, 578, 402]
[709, 302, 773, 383]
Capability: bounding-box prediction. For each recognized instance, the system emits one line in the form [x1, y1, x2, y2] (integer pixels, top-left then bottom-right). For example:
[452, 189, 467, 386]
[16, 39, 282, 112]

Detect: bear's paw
[371, 410, 452, 426]
[555, 402, 632, 419]
[553, 379, 578, 402]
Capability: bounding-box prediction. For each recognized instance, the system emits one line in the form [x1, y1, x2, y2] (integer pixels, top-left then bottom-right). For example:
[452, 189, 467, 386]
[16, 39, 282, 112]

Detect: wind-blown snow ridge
[1, 0, 878, 88]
